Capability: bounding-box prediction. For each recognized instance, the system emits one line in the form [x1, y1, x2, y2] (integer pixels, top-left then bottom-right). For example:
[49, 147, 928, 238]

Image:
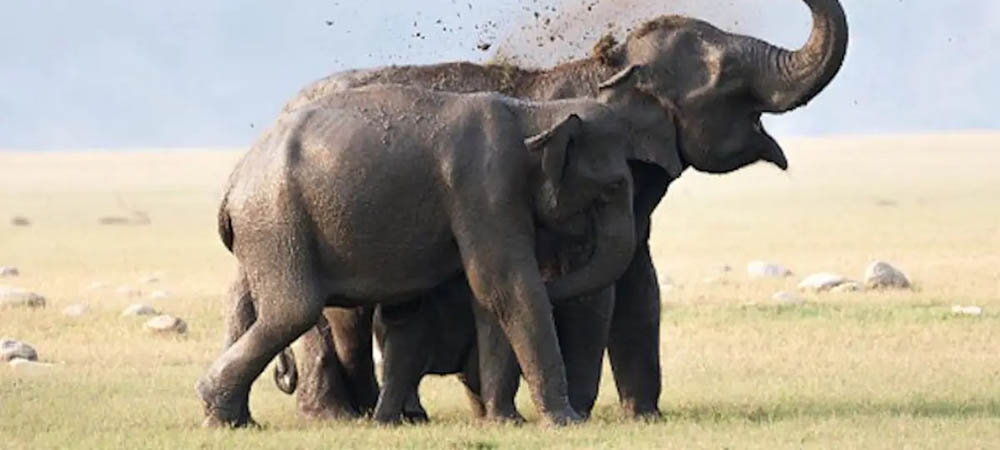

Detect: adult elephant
[275, 0, 848, 420]
[200, 85, 641, 427]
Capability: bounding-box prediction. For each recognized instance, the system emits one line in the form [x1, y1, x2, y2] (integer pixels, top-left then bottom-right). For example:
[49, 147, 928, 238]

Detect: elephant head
[525, 110, 637, 301]
[597, 0, 848, 174]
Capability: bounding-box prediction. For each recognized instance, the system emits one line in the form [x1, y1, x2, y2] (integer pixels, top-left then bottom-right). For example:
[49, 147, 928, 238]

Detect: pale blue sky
[1, 0, 998, 149]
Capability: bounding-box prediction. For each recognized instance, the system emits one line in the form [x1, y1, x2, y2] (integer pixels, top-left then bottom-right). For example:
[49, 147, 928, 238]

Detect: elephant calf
[198, 84, 637, 427]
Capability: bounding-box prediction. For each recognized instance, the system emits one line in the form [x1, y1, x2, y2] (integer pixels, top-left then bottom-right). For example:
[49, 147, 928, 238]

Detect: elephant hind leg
[294, 313, 362, 420]
[197, 267, 324, 428]
[223, 267, 256, 349]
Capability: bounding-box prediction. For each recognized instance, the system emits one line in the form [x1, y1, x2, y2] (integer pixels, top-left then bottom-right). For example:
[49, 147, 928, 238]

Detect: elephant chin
[546, 191, 636, 301]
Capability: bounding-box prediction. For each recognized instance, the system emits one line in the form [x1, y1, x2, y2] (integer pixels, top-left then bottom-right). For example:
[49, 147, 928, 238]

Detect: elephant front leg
[608, 242, 662, 418]
[553, 287, 614, 418]
[460, 249, 580, 425]
[469, 300, 524, 423]
[372, 301, 431, 424]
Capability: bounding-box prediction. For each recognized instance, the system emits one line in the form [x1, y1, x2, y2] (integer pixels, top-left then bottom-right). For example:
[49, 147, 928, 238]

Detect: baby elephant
[198, 84, 636, 427]
[371, 276, 505, 423]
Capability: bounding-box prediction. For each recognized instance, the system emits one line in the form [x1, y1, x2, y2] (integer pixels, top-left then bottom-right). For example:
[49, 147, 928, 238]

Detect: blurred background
[1, 0, 998, 149]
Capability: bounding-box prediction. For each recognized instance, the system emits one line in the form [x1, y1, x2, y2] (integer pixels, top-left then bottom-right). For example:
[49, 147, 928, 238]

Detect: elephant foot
[196, 377, 256, 428]
[621, 400, 662, 421]
[298, 403, 361, 421]
[540, 407, 584, 427]
[402, 408, 430, 424]
[483, 409, 526, 425]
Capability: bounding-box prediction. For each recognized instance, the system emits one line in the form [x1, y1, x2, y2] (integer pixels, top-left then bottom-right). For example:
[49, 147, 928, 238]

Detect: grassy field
[1, 134, 998, 449]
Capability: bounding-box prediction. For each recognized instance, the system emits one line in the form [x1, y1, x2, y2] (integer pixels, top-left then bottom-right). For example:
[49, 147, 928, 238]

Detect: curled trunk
[546, 190, 636, 301]
[749, 0, 849, 112]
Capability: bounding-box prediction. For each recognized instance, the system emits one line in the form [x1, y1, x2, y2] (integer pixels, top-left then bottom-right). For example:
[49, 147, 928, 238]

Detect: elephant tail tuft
[218, 192, 235, 252]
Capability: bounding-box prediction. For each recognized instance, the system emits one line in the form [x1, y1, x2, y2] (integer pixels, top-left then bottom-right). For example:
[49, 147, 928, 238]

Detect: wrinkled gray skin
[370, 277, 499, 423]
[274, 0, 848, 421]
[198, 84, 640, 427]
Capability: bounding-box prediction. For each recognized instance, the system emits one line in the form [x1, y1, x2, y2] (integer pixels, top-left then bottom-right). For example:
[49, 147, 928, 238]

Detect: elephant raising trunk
[748, 0, 849, 112]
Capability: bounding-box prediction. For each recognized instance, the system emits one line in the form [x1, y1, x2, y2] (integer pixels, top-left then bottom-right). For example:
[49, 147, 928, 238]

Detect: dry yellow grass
[1, 134, 998, 448]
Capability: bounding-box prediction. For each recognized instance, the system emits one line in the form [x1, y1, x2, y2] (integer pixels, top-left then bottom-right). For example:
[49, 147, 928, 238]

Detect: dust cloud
[487, 0, 798, 68]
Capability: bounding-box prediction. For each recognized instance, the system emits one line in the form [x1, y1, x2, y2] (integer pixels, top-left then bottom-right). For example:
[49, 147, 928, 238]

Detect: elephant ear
[524, 114, 582, 185]
[598, 66, 685, 179]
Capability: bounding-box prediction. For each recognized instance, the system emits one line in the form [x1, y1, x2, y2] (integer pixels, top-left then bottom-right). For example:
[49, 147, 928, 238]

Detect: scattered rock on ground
[832, 281, 865, 293]
[116, 286, 140, 298]
[139, 275, 160, 284]
[9, 358, 54, 372]
[864, 261, 911, 289]
[62, 304, 89, 317]
[797, 273, 849, 292]
[951, 305, 983, 316]
[1, 339, 38, 362]
[747, 261, 793, 278]
[11, 217, 31, 226]
[149, 290, 170, 300]
[718, 264, 733, 273]
[144, 315, 187, 334]
[121, 304, 158, 317]
[0, 266, 19, 277]
[772, 291, 806, 305]
[0, 286, 46, 309]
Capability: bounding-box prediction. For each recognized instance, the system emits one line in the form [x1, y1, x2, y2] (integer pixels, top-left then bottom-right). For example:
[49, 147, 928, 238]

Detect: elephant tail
[273, 348, 299, 394]
[218, 190, 235, 253]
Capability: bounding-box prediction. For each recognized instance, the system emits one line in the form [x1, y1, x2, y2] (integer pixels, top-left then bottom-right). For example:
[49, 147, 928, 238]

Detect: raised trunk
[751, 0, 849, 112]
[545, 190, 636, 301]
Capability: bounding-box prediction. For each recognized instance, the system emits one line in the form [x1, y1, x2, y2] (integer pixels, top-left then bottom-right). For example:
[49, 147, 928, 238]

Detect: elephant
[197, 83, 642, 427]
[274, 0, 849, 420]
[369, 276, 505, 423]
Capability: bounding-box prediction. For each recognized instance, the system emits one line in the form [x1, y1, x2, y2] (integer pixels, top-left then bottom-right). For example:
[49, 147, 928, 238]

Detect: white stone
[144, 315, 187, 334]
[951, 305, 983, 316]
[149, 290, 170, 300]
[0, 266, 19, 277]
[116, 285, 141, 298]
[62, 304, 89, 317]
[797, 273, 849, 292]
[9, 358, 54, 372]
[772, 291, 806, 305]
[831, 281, 865, 293]
[0, 285, 46, 309]
[864, 261, 911, 289]
[121, 304, 158, 317]
[747, 261, 793, 278]
[1, 339, 38, 362]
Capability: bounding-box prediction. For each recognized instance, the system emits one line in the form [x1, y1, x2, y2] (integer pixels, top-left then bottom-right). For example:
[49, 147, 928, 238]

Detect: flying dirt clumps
[144, 315, 188, 335]
[1, 338, 38, 362]
[0, 266, 19, 277]
[747, 261, 793, 278]
[864, 261, 911, 289]
[0, 285, 46, 309]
